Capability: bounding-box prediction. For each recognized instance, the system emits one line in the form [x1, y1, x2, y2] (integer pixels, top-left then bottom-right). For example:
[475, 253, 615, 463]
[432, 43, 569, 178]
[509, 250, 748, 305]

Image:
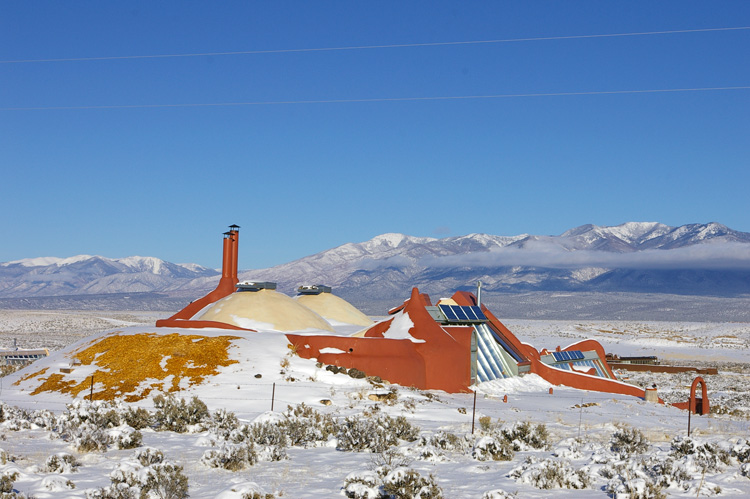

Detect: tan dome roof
[295, 292, 372, 326]
[198, 289, 334, 332]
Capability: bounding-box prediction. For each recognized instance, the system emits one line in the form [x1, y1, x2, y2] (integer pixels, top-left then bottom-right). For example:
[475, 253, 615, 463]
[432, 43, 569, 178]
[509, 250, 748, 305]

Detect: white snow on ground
[0, 312, 748, 498]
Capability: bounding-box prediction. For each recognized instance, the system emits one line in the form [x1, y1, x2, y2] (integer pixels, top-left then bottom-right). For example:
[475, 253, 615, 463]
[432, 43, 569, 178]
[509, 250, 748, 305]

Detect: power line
[2, 86, 748, 111]
[2, 26, 748, 64]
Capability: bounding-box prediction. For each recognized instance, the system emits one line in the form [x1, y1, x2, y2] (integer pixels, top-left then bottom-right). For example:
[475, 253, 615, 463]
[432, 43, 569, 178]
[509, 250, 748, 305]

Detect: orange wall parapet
[156, 225, 242, 329]
[288, 288, 474, 393]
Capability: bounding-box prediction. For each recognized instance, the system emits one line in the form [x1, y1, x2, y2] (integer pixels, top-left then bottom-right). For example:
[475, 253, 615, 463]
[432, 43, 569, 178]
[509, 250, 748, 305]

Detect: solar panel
[439, 305, 458, 321]
[453, 306, 469, 321]
[464, 307, 478, 321]
[471, 306, 488, 321]
[552, 352, 562, 362]
[572, 351, 584, 360]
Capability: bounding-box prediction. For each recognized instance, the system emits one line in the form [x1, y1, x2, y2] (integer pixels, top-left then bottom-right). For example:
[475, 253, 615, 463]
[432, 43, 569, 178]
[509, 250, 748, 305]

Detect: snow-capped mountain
[0, 255, 218, 298]
[1, 222, 749, 313]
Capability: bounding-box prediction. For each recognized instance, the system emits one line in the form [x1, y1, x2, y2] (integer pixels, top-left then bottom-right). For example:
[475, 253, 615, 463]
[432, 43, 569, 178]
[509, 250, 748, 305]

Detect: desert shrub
[91, 455, 188, 499]
[337, 414, 419, 453]
[605, 476, 666, 499]
[478, 415, 495, 433]
[123, 406, 152, 430]
[0, 448, 14, 465]
[344, 470, 381, 499]
[509, 457, 590, 490]
[472, 436, 514, 462]
[610, 426, 649, 458]
[73, 423, 113, 452]
[209, 408, 240, 438]
[64, 399, 122, 429]
[501, 421, 549, 451]
[427, 431, 471, 453]
[135, 447, 164, 467]
[153, 394, 210, 433]
[201, 442, 258, 471]
[381, 467, 442, 499]
[669, 436, 731, 473]
[45, 452, 81, 473]
[0, 471, 19, 493]
[732, 438, 750, 463]
[115, 428, 143, 450]
[280, 403, 337, 447]
[247, 422, 287, 447]
[142, 462, 189, 499]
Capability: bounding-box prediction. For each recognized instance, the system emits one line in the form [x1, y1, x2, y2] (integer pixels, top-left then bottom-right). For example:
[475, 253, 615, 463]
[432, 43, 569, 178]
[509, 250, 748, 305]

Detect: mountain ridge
[2, 222, 749, 309]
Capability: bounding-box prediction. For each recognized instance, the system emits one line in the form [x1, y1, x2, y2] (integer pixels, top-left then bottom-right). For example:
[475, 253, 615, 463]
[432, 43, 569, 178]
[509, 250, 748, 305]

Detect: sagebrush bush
[337, 414, 419, 453]
[123, 406, 152, 430]
[501, 421, 549, 451]
[669, 436, 731, 473]
[153, 394, 210, 433]
[135, 447, 164, 467]
[472, 436, 514, 462]
[343, 470, 381, 499]
[381, 467, 443, 499]
[143, 462, 189, 499]
[509, 457, 590, 490]
[201, 442, 258, 471]
[45, 452, 80, 473]
[610, 426, 649, 458]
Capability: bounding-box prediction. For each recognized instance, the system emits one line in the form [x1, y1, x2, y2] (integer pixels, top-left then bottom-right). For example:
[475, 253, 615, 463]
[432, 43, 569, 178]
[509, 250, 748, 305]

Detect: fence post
[271, 382, 276, 412]
[471, 390, 477, 434]
[89, 375, 94, 402]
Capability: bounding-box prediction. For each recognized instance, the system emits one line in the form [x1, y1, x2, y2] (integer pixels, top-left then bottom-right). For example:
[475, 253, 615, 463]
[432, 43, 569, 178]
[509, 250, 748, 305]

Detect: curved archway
[690, 376, 709, 415]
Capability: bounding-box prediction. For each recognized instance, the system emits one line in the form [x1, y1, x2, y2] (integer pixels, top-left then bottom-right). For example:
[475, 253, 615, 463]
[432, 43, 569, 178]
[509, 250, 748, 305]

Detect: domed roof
[295, 291, 372, 326]
[198, 289, 334, 332]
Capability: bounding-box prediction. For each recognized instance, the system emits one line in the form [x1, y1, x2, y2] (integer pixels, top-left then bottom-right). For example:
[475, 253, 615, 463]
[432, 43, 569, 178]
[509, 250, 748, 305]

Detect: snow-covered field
[1, 311, 749, 498]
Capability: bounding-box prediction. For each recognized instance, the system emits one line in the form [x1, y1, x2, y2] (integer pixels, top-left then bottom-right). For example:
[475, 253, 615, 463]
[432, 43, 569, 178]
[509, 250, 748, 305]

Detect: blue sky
[2, 1, 749, 270]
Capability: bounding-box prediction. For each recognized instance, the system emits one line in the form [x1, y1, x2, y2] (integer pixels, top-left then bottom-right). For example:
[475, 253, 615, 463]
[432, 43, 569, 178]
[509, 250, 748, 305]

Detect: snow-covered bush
[343, 467, 442, 499]
[500, 421, 549, 451]
[73, 422, 114, 452]
[45, 452, 80, 473]
[41, 474, 76, 491]
[0, 471, 19, 493]
[142, 462, 189, 499]
[209, 408, 240, 438]
[337, 414, 419, 453]
[610, 426, 649, 458]
[153, 394, 210, 433]
[732, 438, 750, 463]
[381, 467, 442, 499]
[509, 456, 590, 490]
[88, 453, 189, 499]
[343, 470, 381, 499]
[0, 448, 14, 465]
[135, 447, 164, 467]
[122, 406, 152, 430]
[421, 431, 471, 453]
[280, 403, 337, 447]
[669, 436, 731, 473]
[113, 427, 143, 450]
[471, 436, 514, 462]
[64, 399, 122, 429]
[201, 442, 257, 471]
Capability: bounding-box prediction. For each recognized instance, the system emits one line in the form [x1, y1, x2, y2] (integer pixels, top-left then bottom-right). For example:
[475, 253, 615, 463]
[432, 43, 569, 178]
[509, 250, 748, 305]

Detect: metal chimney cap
[229, 224, 241, 230]
[297, 284, 332, 295]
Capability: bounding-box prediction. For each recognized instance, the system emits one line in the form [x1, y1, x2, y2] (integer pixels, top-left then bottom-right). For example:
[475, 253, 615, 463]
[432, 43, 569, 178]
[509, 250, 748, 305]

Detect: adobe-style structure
[288, 288, 649, 398]
[156, 225, 652, 399]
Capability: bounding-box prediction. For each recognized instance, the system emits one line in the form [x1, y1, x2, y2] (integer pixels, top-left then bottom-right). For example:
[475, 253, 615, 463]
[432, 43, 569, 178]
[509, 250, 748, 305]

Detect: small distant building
[0, 343, 49, 366]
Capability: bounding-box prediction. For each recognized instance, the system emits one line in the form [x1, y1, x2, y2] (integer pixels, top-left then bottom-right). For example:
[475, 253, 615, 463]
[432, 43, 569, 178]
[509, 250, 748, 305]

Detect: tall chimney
[228, 224, 240, 282]
[221, 231, 233, 279]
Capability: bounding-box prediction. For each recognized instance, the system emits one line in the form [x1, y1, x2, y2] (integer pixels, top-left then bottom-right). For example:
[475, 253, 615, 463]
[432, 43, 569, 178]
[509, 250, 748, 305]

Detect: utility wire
[2, 26, 748, 64]
[2, 86, 749, 111]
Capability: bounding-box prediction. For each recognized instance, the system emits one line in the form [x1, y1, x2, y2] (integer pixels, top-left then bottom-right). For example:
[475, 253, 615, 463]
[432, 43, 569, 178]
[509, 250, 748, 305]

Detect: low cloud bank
[418, 242, 750, 270]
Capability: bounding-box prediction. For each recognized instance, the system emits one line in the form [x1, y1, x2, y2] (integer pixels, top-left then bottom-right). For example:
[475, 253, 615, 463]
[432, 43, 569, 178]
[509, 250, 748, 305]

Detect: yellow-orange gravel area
[26, 332, 240, 402]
